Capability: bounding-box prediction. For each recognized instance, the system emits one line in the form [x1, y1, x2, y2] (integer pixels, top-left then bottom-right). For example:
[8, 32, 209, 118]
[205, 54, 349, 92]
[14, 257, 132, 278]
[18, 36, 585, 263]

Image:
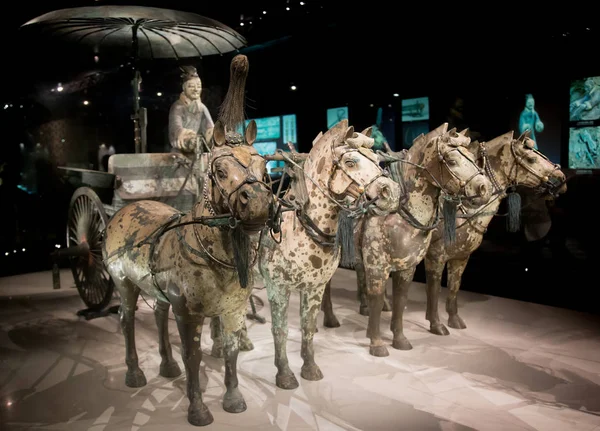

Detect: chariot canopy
[20, 6, 247, 152]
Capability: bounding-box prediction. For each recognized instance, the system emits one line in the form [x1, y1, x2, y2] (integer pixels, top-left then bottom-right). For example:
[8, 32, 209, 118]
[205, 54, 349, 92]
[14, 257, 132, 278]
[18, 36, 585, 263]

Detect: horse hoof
[125, 368, 147, 388]
[430, 323, 450, 336]
[323, 316, 341, 328]
[160, 360, 182, 378]
[211, 343, 223, 358]
[369, 345, 389, 357]
[392, 337, 413, 351]
[301, 364, 324, 381]
[223, 388, 247, 413]
[359, 305, 369, 316]
[188, 402, 214, 426]
[448, 315, 467, 329]
[276, 373, 299, 390]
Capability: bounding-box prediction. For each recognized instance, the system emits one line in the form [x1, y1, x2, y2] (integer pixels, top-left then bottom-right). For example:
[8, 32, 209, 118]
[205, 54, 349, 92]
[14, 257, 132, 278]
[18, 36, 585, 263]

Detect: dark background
[1, 1, 599, 314]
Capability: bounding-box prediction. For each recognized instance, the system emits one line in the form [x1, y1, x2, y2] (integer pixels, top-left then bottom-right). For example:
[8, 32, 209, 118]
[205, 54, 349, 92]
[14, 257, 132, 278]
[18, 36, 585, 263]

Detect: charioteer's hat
[179, 65, 199, 83]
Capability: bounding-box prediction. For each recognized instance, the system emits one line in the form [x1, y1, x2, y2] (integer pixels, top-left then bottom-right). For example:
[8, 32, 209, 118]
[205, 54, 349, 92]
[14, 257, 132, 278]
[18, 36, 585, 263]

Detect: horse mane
[285, 120, 363, 210]
[384, 123, 452, 209]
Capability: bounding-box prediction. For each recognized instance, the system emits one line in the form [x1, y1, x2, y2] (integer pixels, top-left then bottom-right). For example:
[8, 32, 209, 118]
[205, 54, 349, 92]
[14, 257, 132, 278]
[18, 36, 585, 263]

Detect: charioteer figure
[168, 65, 215, 159]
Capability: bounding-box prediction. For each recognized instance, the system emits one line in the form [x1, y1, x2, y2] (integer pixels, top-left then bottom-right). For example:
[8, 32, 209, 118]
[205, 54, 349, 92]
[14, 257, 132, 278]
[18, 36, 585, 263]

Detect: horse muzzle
[462, 175, 492, 208]
[365, 177, 401, 215]
[234, 183, 272, 233]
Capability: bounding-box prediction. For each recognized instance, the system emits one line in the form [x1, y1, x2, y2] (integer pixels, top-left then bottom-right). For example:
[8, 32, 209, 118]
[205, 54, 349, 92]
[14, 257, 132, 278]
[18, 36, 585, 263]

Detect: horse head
[206, 119, 272, 233]
[410, 123, 492, 209]
[510, 131, 567, 197]
[326, 122, 401, 216]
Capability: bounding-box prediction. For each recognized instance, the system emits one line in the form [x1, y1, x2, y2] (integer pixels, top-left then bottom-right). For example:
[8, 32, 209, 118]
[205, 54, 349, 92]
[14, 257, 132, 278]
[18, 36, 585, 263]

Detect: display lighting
[291, 85, 297, 90]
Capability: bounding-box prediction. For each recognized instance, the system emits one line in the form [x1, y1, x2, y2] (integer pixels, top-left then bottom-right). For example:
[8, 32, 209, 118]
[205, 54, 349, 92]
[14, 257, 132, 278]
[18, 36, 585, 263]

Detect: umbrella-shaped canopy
[20, 6, 247, 153]
[20, 5, 247, 60]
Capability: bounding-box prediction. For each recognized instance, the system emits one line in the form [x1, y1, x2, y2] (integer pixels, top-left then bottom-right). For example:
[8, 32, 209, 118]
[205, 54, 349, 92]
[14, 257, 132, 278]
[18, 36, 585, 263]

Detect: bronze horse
[351, 124, 492, 356]
[423, 130, 566, 333]
[258, 121, 401, 389]
[102, 54, 274, 426]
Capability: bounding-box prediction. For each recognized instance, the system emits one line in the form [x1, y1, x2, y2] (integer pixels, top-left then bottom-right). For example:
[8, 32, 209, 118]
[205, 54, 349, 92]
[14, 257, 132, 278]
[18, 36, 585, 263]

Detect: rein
[374, 136, 482, 232]
[103, 139, 276, 302]
[272, 147, 385, 236]
[441, 139, 564, 234]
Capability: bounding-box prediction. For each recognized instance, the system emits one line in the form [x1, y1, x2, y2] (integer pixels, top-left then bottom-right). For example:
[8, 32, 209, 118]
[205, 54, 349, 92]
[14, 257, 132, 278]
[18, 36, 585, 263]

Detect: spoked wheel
[66, 187, 114, 311]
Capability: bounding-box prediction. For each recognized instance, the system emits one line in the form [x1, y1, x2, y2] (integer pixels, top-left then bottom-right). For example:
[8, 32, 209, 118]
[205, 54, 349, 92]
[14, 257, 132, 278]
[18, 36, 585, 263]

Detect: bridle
[201, 138, 272, 221]
[433, 135, 485, 202]
[508, 140, 564, 198]
[328, 140, 390, 216]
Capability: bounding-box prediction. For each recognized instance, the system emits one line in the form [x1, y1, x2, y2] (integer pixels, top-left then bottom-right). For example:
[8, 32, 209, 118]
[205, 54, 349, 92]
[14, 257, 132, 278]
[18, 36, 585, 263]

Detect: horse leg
[221, 311, 247, 413]
[383, 289, 392, 312]
[366, 276, 389, 357]
[300, 286, 325, 381]
[210, 317, 223, 358]
[321, 279, 340, 328]
[356, 263, 370, 316]
[267, 286, 298, 389]
[239, 320, 254, 352]
[391, 268, 416, 350]
[424, 257, 450, 336]
[154, 300, 182, 377]
[174, 313, 213, 426]
[114, 277, 146, 387]
[446, 257, 470, 329]
[212, 317, 253, 354]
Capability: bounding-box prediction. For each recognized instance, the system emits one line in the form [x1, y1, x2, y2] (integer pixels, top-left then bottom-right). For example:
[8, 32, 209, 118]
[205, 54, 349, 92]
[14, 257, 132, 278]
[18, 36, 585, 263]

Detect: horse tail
[218, 54, 249, 132]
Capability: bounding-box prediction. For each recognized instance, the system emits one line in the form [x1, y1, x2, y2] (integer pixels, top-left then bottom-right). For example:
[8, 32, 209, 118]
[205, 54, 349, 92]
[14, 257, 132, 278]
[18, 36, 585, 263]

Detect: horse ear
[312, 131, 323, 146]
[361, 126, 373, 137]
[518, 129, 531, 141]
[213, 120, 226, 146]
[335, 125, 354, 147]
[345, 126, 355, 140]
[460, 127, 469, 136]
[245, 120, 257, 146]
[466, 139, 480, 156]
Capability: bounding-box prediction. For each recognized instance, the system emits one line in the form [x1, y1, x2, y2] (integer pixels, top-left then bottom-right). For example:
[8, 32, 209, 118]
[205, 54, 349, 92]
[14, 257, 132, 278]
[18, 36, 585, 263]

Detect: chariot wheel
[66, 187, 114, 311]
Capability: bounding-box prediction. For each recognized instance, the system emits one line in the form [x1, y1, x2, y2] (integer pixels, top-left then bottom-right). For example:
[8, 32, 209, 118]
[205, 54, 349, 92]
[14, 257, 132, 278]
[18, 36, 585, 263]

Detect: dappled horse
[259, 120, 401, 389]
[102, 53, 275, 427]
[424, 130, 566, 333]
[355, 124, 493, 356]
[102, 120, 272, 426]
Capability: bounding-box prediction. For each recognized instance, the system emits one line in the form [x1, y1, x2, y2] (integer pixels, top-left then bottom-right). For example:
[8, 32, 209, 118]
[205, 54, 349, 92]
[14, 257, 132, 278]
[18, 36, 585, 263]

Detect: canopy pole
[131, 23, 147, 153]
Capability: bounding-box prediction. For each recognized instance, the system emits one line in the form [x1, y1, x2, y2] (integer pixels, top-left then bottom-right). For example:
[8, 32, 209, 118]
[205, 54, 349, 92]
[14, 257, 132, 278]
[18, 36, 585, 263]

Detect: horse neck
[301, 144, 340, 236]
[186, 175, 237, 263]
[402, 156, 441, 226]
[483, 142, 514, 191]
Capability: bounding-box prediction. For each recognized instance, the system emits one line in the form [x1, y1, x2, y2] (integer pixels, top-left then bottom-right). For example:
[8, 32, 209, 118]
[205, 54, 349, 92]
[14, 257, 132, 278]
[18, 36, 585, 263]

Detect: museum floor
[0, 268, 599, 431]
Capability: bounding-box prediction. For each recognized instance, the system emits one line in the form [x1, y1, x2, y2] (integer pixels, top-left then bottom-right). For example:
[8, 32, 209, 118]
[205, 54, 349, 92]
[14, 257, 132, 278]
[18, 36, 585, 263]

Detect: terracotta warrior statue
[168, 65, 214, 157]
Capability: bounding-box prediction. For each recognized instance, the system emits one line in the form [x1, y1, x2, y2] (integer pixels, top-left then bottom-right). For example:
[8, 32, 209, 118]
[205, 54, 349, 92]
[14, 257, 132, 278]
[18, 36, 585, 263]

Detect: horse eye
[446, 158, 458, 166]
[345, 160, 356, 168]
[526, 156, 536, 163]
[217, 169, 227, 179]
